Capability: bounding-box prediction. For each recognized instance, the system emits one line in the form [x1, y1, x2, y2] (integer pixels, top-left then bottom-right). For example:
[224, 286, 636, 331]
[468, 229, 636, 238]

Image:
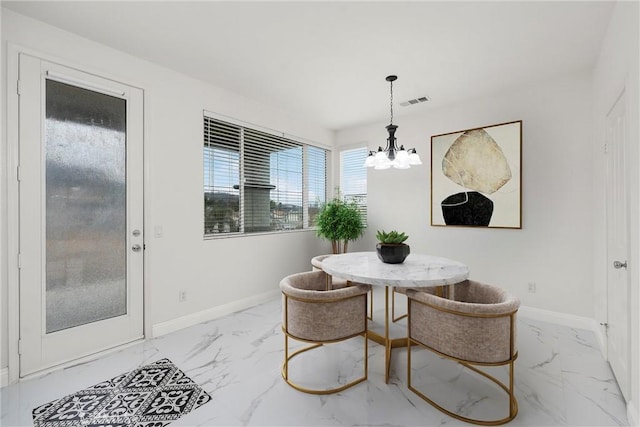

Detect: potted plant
[376, 230, 410, 264]
[315, 196, 364, 254]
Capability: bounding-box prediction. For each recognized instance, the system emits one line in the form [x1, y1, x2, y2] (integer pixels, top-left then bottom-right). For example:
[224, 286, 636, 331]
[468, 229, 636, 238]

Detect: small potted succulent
[375, 230, 410, 264]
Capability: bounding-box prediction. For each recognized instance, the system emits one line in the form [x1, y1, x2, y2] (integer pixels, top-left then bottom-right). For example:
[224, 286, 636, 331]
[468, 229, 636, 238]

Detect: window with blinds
[204, 118, 241, 234]
[340, 147, 368, 225]
[204, 114, 327, 236]
[306, 146, 327, 227]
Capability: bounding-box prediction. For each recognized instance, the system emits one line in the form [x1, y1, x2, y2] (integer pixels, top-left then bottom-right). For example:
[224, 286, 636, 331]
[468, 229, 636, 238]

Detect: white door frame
[5, 43, 150, 384]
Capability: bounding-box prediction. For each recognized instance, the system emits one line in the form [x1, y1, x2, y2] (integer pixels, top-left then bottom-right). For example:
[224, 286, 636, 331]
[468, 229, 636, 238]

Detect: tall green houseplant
[315, 196, 364, 254]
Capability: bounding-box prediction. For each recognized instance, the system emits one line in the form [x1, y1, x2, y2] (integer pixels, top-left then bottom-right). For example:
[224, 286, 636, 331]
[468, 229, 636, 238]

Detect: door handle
[132, 244, 142, 252]
[613, 260, 627, 269]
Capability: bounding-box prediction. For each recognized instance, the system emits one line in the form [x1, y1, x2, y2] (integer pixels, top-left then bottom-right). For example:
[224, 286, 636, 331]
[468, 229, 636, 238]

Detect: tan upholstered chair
[406, 280, 520, 425]
[310, 254, 330, 271]
[394, 285, 455, 321]
[311, 254, 373, 318]
[280, 270, 371, 394]
[310, 254, 348, 289]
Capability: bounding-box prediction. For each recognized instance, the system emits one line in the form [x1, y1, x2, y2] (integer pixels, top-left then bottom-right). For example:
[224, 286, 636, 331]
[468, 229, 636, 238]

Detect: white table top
[321, 251, 469, 287]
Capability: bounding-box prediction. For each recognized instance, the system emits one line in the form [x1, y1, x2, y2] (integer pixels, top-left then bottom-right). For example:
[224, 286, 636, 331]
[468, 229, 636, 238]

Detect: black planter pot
[376, 243, 410, 264]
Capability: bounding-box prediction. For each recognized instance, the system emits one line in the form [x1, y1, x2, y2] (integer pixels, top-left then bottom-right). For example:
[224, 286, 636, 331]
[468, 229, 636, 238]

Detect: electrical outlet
[528, 282, 537, 293]
[179, 290, 187, 302]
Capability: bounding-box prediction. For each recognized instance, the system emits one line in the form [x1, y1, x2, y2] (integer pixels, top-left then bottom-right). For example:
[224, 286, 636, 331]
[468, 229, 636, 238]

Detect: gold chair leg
[284, 334, 289, 380]
[392, 289, 407, 322]
[407, 339, 518, 426]
[281, 333, 368, 395]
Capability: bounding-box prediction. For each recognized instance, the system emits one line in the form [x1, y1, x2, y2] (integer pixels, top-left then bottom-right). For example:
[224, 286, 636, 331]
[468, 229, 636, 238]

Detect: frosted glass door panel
[45, 79, 127, 333]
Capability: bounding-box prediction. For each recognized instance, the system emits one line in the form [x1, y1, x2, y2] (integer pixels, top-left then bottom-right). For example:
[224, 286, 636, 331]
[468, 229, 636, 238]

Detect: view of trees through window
[204, 116, 327, 235]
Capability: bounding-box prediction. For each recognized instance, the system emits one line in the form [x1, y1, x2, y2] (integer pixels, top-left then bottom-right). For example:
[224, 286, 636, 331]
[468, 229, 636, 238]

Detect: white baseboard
[518, 305, 605, 355]
[152, 289, 280, 337]
[518, 305, 598, 330]
[0, 368, 8, 388]
[628, 401, 638, 427]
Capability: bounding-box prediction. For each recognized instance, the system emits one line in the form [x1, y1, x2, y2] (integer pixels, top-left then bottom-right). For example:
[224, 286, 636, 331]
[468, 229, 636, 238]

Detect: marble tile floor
[0, 291, 629, 427]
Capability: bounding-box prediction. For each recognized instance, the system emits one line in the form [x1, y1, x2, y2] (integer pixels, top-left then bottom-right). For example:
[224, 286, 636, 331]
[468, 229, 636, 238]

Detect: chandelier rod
[386, 75, 397, 126]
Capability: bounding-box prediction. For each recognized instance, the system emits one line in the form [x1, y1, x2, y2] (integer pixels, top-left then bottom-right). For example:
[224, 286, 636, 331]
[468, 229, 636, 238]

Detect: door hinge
[603, 143, 608, 154]
[17, 253, 22, 269]
[17, 165, 21, 182]
[16, 80, 21, 96]
[18, 339, 23, 355]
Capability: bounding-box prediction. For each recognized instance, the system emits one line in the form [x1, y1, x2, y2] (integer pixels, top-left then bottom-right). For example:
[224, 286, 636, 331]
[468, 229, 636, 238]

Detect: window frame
[203, 111, 328, 238]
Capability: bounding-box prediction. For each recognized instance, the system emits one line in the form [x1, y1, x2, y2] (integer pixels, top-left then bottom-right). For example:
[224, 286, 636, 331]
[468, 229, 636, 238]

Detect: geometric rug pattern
[32, 358, 211, 427]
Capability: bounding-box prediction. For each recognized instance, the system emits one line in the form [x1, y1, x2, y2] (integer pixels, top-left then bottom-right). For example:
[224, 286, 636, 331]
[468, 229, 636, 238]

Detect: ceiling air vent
[400, 96, 429, 107]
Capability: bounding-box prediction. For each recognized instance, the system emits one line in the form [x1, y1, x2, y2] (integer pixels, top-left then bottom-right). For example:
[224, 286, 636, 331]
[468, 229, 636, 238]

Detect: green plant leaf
[376, 229, 409, 244]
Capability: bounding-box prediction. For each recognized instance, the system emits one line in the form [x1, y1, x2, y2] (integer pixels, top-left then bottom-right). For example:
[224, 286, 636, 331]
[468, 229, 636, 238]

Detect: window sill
[204, 228, 317, 240]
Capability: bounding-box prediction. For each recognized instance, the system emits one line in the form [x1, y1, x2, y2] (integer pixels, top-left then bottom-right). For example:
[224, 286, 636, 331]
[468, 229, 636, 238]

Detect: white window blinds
[306, 146, 327, 227]
[340, 147, 368, 225]
[244, 128, 303, 232]
[204, 114, 327, 236]
[204, 117, 241, 234]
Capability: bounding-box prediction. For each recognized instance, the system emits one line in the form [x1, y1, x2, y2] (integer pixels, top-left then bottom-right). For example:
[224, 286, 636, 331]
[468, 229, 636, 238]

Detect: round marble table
[322, 251, 470, 383]
[321, 251, 469, 288]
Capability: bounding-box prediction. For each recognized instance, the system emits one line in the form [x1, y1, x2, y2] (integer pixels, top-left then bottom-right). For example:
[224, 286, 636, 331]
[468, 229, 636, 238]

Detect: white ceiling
[3, 1, 615, 131]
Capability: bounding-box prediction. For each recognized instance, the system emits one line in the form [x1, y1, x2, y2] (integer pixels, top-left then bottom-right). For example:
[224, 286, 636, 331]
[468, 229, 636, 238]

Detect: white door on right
[605, 89, 630, 401]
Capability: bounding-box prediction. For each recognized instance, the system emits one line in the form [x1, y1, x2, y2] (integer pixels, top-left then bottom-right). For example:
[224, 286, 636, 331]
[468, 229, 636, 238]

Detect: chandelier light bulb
[408, 149, 423, 165]
[394, 147, 410, 169]
[364, 154, 376, 167]
[374, 160, 392, 170]
[374, 148, 391, 169]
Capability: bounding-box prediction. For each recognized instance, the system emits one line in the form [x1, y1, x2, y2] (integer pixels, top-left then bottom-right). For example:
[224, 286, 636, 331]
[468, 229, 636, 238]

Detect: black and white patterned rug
[32, 358, 211, 427]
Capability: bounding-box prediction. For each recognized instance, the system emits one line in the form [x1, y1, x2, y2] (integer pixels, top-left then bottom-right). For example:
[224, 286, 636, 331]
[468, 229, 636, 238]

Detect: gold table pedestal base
[367, 285, 448, 383]
[365, 286, 410, 383]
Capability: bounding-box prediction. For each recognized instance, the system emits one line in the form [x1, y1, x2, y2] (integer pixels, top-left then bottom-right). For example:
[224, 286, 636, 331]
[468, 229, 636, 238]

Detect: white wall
[2, 7, 637, 411]
[336, 70, 595, 318]
[593, 1, 639, 424]
[0, 9, 333, 373]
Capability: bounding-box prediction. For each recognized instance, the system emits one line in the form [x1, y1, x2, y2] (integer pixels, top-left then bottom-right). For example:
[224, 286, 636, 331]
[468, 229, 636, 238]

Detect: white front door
[605, 89, 630, 400]
[18, 54, 144, 377]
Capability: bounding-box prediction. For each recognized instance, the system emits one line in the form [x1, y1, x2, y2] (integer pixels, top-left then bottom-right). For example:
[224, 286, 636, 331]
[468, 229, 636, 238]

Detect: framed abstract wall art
[431, 120, 522, 228]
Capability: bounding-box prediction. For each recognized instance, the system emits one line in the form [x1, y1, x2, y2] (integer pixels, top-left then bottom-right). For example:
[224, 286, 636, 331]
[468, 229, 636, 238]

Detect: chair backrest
[280, 270, 369, 342]
[407, 280, 520, 364]
[311, 254, 331, 271]
[310, 254, 349, 288]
